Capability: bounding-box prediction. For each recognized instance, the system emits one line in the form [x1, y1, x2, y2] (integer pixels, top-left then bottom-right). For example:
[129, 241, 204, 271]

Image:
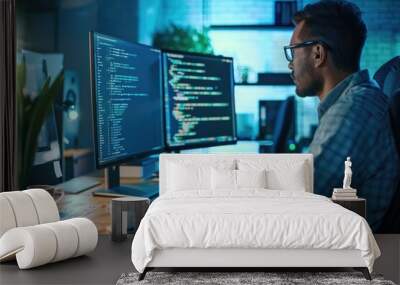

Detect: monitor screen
[90, 32, 164, 168]
[163, 51, 237, 149]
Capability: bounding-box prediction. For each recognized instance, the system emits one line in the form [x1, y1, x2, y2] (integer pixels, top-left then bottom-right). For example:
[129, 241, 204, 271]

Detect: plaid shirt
[310, 69, 399, 231]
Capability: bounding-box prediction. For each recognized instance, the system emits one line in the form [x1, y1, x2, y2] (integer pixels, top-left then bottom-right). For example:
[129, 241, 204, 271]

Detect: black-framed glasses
[284, 40, 329, 62]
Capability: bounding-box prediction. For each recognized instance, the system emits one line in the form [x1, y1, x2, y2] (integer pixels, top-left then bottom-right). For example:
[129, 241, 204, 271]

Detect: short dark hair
[293, 0, 367, 72]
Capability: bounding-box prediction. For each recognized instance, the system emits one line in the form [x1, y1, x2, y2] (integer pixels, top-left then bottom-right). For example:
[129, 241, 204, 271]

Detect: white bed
[131, 154, 380, 280]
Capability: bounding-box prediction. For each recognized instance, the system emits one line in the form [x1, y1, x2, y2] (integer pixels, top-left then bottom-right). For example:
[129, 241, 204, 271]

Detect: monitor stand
[93, 166, 159, 199]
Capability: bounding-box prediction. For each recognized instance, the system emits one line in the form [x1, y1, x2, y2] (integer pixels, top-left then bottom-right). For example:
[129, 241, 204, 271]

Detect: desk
[58, 177, 152, 234]
[183, 140, 261, 153]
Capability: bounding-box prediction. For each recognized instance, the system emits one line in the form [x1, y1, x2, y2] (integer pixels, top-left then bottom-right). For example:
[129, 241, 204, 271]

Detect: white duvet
[131, 190, 380, 273]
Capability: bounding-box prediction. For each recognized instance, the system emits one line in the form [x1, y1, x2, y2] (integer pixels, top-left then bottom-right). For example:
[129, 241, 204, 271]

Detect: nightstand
[331, 198, 366, 218]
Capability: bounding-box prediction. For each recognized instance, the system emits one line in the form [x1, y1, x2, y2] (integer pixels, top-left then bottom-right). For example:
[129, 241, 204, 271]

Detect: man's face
[288, 21, 322, 97]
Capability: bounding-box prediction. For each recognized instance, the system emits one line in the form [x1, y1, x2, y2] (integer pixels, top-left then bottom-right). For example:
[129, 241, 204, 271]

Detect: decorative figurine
[332, 157, 357, 199]
[342, 157, 353, 189]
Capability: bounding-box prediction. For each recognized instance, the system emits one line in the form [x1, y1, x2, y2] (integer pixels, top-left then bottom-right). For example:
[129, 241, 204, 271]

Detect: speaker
[63, 70, 80, 148]
[111, 197, 150, 242]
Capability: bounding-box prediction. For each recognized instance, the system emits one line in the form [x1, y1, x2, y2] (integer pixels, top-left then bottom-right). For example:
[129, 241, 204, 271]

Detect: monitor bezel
[89, 31, 165, 169]
[161, 49, 238, 152]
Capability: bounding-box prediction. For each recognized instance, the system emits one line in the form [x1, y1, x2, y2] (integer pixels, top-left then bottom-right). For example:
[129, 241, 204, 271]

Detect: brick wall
[161, 0, 205, 28]
[208, 0, 275, 25]
[147, 0, 400, 73]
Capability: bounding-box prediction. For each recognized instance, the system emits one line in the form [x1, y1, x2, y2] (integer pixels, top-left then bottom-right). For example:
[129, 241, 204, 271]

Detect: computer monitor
[162, 51, 237, 151]
[89, 32, 164, 197]
[258, 99, 296, 141]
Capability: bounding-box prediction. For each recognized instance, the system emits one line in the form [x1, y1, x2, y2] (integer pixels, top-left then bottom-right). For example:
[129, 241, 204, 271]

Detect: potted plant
[152, 24, 214, 54]
[16, 58, 64, 189]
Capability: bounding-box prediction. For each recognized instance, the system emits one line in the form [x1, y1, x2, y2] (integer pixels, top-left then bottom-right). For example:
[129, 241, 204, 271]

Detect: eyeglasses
[284, 40, 329, 62]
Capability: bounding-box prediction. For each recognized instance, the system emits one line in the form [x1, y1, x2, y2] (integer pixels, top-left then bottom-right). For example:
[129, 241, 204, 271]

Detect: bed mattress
[131, 190, 380, 273]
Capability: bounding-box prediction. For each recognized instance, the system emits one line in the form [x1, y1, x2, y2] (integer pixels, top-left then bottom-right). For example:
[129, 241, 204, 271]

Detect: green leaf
[18, 70, 64, 188]
[152, 24, 214, 54]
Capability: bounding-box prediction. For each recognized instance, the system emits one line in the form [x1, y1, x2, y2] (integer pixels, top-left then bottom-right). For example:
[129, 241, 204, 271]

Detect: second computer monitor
[163, 51, 237, 150]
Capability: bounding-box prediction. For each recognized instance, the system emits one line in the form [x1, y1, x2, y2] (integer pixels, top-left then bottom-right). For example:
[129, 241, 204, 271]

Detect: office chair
[373, 56, 400, 233]
[374, 56, 400, 96]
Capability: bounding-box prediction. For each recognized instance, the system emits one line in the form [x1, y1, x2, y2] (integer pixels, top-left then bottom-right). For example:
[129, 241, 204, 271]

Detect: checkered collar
[318, 69, 370, 120]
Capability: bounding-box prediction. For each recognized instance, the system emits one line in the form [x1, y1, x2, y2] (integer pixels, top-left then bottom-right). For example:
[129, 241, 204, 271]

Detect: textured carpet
[116, 271, 396, 285]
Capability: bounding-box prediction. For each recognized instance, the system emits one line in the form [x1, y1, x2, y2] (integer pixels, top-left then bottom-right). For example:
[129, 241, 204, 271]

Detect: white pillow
[166, 159, 236, 192]
[266, 167, 306, 191]
[211, 168, 236, 190]
[167, 162, 211, 191]
[211, 169, 267, 190]
[237, 159, 307, 191]
[237, 169, 267, 189]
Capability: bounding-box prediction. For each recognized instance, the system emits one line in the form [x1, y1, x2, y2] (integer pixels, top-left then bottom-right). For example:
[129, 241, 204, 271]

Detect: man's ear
[313, 44, 327, 68]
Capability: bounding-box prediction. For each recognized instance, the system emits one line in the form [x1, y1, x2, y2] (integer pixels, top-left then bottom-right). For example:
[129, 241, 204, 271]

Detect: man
[285, 0, 399, 231]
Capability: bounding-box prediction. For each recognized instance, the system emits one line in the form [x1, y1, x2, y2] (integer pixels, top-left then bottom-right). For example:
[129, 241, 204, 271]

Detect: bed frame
[138, 154, 372, 281]
[139, 248, 371, 280]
